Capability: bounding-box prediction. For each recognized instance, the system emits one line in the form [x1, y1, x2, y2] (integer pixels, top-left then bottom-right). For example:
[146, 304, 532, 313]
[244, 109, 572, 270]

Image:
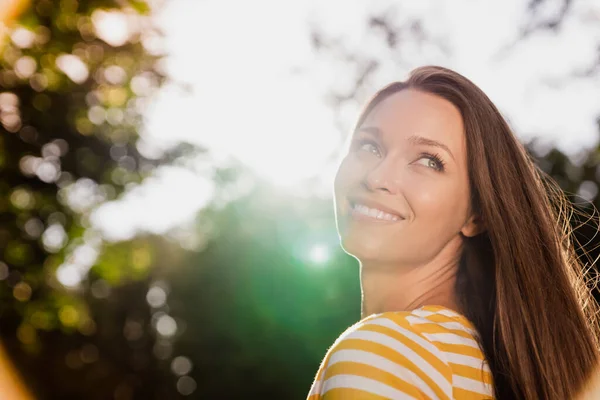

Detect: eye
[354, 139, 381, 157]
[416, 152, 446, 172]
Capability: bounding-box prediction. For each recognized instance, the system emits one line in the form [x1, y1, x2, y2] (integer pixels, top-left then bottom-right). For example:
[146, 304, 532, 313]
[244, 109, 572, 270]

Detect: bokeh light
[176, 376, 197, 396]
[146, 286, 167, 308]
[170, 356, 192, 376]
[10, 26, 35, 48]
[90, 279, 111, 299]
[0, 262, 9, 281]
[154, 314, 177, 338]
[42, 224, 68, 253]
[91, 9, 133, 47]
[308, 244, 330, 264]
[56, 264, 82, 288]
[55, 54, 89, 84]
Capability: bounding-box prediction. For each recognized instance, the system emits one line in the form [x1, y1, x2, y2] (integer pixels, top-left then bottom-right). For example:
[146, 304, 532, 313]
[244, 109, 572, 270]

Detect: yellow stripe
[419, 308, 478, 331]
[332, 338, 451, 400]
[433, 341, 485, 358]
[418, 310, 463, 324]
[450, 363, 494, 386]
[323, 361, 425, 398]
[453, 386, 494, 399]
[409, 321, 476, 340]
[419, 313, 478, 331]
[316, 351, 334, 382]
[361, 324, 450, 374]
[321, 387, 396, 400]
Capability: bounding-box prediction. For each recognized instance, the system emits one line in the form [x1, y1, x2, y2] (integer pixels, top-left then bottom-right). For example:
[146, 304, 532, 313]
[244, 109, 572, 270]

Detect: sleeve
[307, 312, 453, 400]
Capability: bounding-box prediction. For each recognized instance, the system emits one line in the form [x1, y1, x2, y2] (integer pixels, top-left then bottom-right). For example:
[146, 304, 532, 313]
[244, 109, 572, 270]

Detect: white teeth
[352, 203, 400, 221]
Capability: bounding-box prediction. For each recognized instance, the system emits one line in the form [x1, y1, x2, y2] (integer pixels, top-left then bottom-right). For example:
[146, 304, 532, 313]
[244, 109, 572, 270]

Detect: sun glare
[309, 244, 330, 264]
[146, 83, 340, 188]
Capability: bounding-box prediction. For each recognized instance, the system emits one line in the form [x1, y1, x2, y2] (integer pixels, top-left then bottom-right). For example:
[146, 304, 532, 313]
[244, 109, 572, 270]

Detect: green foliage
[0, 0, 165, 334]
[92, 239, 154, 284]
[0, 0, 183, 397]
[166, 179, 361, 398]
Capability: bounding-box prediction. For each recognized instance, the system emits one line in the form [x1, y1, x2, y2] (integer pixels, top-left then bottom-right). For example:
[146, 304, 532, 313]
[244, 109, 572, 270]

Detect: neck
[359, 256, 462, 319]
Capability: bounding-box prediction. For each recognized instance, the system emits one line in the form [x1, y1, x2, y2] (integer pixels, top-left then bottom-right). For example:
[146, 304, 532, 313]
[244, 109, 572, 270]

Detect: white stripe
[453, 374, 495, 396]
[411, 308, 466, 321]
[322, 374, 420, 399]
[307, 379, 321, 397]
[410, 309, 438, 318]
[365, 318, 449, 363]
[327, 349, 440, 400]
[339, 329, 451, 393]
[422, 332, 481, 349]
[406, 315, 478, 337]
[442, 351, 491, 372]
[434, 308, 464, 319]
[406, 314, 470, 332]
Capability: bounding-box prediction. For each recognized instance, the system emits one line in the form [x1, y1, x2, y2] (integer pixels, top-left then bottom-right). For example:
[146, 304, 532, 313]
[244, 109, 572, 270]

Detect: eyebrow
[356, 126, 455, 161]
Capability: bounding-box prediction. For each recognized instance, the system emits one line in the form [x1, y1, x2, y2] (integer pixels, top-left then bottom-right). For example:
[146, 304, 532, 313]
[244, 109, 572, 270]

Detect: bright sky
[90, 0, 600, 242]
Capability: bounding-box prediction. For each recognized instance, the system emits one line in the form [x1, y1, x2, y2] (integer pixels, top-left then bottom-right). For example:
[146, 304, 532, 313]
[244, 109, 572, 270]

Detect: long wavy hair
[352, 65, 600, 399]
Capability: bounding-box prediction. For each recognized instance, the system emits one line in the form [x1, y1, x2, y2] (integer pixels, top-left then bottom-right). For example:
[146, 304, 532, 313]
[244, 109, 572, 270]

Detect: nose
[363, 157, 401, 194]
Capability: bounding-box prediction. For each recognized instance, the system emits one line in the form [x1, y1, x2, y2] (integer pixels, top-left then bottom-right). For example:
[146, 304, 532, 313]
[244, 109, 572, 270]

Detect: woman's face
[334, 89, 475, 266]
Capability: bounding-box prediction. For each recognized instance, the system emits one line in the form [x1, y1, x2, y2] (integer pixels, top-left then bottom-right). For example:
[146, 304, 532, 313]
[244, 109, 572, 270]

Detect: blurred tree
[0, 0, 198, 398]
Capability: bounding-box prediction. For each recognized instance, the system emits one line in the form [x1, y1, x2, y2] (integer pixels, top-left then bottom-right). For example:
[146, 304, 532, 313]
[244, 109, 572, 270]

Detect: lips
[352, 204, 401, 221]
[347, 196, 405, 220]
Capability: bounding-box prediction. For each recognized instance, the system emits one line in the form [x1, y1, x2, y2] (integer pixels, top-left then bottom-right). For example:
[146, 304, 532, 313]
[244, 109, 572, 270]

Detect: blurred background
[1, 0, 600, 398]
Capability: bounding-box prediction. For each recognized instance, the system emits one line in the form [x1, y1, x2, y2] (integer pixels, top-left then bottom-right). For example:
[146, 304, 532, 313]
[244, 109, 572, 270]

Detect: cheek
[334, 156, 361, 196]
[333, 159, 350, 218]
[408, 179, 466, 227]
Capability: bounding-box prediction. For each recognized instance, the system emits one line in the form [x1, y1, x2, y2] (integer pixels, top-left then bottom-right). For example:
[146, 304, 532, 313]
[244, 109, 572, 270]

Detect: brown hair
[354, 65, 600, 399]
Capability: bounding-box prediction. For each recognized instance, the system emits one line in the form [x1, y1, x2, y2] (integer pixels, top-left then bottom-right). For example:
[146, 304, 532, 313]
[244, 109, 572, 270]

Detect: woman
[306, 66, 600, 399]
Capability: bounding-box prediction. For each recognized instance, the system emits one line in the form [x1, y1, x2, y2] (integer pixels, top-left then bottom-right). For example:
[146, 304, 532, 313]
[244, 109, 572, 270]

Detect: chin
[339, 234, 391, 263]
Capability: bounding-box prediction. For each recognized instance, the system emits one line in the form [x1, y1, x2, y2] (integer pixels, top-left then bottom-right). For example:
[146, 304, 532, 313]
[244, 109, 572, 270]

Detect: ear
[461, 214, 486, 237]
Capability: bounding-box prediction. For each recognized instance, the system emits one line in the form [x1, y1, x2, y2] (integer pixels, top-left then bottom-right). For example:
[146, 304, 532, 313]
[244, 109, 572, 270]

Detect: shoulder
[309, 306, 477, 400]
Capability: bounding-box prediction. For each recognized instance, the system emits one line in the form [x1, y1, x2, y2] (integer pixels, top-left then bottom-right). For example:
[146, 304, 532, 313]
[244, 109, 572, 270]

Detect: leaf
[129, 0, 151, 15]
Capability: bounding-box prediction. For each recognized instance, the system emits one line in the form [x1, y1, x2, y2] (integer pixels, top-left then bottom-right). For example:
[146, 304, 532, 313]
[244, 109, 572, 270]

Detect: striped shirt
[307, 305, 494, 399]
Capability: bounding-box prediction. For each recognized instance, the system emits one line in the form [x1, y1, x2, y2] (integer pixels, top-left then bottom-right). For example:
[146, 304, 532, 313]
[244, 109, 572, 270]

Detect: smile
[350, 202, 403, 222]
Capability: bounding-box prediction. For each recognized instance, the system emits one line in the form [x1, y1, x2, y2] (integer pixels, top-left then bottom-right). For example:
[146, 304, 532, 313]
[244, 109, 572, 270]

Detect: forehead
[361, 89, 465, 150]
